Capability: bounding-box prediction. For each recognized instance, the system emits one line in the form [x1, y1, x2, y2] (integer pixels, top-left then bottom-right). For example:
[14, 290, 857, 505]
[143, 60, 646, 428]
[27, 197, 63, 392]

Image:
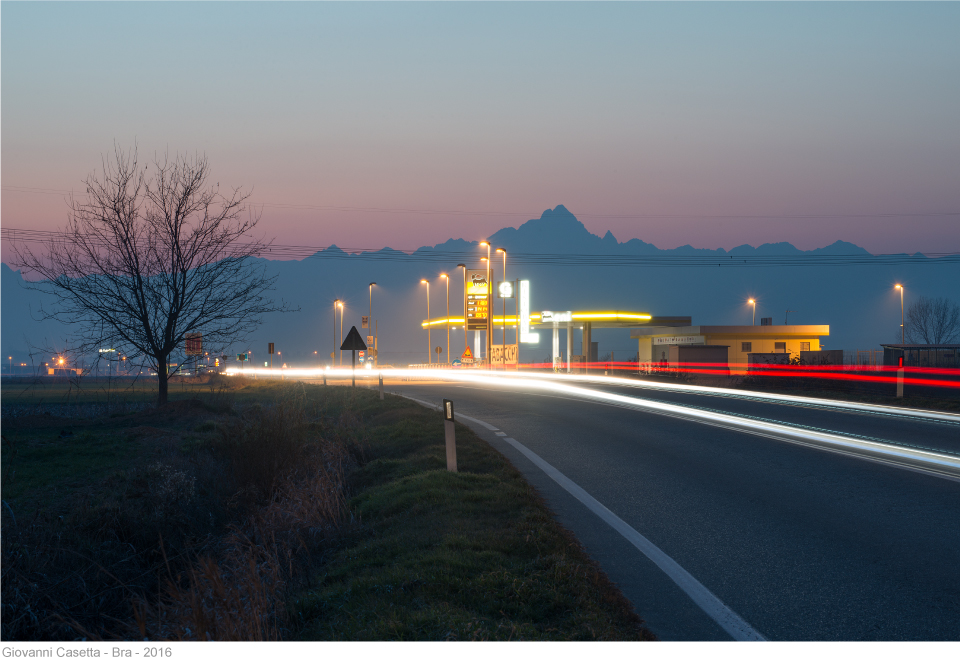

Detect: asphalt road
[388, 377, 960, 641]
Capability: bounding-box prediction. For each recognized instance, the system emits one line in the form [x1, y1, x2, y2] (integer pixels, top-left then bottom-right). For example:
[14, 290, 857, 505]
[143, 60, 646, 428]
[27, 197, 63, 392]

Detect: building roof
[422, 313, 693, 329]
[631, 325, 830, 338]
[530, 312, 691, 329]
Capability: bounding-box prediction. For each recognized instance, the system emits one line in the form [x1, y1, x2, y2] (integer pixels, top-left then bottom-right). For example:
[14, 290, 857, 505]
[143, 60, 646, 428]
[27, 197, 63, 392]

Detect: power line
[4, 227, 958, 268]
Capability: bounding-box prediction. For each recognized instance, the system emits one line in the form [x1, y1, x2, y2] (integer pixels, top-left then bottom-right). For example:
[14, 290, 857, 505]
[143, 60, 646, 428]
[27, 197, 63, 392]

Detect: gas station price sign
[466, 269, 490, 331]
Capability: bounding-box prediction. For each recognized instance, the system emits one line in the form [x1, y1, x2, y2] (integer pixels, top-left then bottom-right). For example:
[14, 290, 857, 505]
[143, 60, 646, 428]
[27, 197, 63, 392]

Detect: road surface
[375, 374, 960, 641]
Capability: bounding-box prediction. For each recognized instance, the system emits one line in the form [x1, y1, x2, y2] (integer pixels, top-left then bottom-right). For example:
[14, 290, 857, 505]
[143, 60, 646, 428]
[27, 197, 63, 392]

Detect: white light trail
[226, 366, 960, 424]
[225, 366, 960, 480]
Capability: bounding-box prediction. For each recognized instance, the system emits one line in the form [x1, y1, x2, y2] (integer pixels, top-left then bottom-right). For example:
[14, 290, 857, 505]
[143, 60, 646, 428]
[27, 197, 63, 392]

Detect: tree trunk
[157, 358, 169, 406]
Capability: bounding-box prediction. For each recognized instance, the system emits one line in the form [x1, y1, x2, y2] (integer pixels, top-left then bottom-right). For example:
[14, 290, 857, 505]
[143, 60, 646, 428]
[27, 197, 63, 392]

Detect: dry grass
[2, 383, 363, 641]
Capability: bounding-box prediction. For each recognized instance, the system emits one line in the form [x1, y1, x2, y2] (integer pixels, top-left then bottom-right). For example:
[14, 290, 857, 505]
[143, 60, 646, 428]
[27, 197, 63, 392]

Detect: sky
[3, 2, 959, 260]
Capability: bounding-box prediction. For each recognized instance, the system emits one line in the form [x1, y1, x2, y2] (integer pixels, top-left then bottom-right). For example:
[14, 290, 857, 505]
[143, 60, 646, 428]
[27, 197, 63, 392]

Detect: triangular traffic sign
[340, 326, 368, 351]
[461, 346, 473, 359]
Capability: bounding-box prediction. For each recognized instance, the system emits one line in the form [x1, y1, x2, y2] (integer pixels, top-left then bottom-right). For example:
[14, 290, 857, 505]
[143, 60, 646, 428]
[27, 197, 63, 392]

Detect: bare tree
[903, 296, 960, 345]
[13, 146, 287, 404]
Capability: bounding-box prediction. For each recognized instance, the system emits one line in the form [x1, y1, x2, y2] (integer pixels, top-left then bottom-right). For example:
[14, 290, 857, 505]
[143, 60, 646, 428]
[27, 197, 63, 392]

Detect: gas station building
[632, 324, 831, 374]
[418, 275, 829, 373]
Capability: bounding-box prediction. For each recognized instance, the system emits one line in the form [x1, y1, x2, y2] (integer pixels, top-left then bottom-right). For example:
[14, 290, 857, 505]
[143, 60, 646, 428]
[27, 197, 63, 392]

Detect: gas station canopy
[423, 311, 691, 330]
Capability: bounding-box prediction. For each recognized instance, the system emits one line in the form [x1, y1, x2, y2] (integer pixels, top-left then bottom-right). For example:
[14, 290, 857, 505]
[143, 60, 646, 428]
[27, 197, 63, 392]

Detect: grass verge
[294, 392, 653, 641]
[2, 380, 652, 641]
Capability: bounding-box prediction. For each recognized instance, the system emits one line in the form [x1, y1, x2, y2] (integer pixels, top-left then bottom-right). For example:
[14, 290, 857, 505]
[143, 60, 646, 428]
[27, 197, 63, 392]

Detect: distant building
[632, 324, 830, 374]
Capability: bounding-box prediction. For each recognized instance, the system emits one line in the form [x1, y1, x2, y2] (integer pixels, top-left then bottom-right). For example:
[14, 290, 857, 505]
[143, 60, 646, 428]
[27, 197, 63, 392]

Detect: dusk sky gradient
[3, 2, 959, 259]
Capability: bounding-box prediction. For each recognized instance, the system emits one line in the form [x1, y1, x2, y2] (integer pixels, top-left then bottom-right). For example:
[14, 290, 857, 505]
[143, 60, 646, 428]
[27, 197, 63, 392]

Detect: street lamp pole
[748, 298, 756, 326]
[457, 264, 467, 355]
[339, 301, 344, 366]
[421, 279, 431, 364]
[480, 241, 491, 366]
[895, 284, 904, 345]
[369, 282, 377, 366]
[333, 299, 340, 368]
[441, 274, 450, 364]
[496, 248, 507, 362]
[369, 282, 376, 328]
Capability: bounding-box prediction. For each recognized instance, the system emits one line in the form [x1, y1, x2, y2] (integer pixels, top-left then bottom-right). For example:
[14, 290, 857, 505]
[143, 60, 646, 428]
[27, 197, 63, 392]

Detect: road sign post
[443, 398, 457, 472]
[340, 326, 368, 388]
[379, 372, 384, 400]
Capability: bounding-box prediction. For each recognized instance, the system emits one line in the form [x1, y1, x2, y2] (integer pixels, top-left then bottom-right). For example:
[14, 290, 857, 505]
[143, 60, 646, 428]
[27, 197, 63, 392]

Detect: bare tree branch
[903, 296, 960, 345]
[11, 145, 290, 404]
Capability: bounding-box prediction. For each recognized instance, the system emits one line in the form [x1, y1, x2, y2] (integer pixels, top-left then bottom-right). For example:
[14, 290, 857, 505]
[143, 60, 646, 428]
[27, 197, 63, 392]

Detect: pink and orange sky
[3, 2, 959, 261]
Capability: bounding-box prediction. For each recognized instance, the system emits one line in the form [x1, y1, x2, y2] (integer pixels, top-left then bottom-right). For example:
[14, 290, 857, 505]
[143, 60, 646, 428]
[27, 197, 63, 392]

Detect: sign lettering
[466, 269, 490, 330]
[653, 335, 705, 346]
[491, 344, 519, 365]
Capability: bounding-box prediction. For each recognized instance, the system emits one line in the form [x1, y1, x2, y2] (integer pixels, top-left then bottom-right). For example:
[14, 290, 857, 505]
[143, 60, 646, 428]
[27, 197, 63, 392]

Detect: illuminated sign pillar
[519, 281, 539, 345]
[552, 327, 560, 372]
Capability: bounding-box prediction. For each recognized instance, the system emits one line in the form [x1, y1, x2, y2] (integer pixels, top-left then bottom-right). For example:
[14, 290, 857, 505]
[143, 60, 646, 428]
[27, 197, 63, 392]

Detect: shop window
[800, 342, 810, 352]
[741, 342, 752, 353]
[775, 342, 787, 353]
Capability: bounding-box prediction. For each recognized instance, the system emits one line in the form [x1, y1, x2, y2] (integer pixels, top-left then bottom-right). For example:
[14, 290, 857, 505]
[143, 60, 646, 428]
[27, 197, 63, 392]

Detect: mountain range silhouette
[3, 205, 956, 366]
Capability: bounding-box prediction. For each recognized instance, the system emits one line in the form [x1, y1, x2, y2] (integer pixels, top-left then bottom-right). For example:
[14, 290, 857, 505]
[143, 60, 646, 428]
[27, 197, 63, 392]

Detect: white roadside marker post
[379, 372, 384, 400]
[443, 398, 457, 472]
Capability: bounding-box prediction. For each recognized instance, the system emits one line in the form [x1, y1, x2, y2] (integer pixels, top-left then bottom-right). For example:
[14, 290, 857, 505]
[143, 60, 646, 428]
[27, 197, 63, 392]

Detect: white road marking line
[499, 434, 767, 642]
[402, 395, 502, 431]
[453, 412, 500, 431]
[401, 392, 765, 640]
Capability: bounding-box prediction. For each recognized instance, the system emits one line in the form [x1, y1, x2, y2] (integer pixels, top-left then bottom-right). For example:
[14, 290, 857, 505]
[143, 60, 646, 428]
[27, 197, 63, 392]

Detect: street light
[895, 284, 904, 345]
[421, 279, 431, 364]
[479, 241, 492, 365]
[440, 274, 450, 364]
[457, 264, 467, 354]
[339, 302, 344, 366]
[333, 299, 341, 368]
[496, 248, 507, 353]
[369, 282, 377, 366]
[748, 298, 756, 326]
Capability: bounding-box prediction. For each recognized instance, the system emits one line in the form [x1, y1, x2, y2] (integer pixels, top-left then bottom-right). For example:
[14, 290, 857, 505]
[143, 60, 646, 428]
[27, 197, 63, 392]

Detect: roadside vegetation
[1, 376, 652, 641]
